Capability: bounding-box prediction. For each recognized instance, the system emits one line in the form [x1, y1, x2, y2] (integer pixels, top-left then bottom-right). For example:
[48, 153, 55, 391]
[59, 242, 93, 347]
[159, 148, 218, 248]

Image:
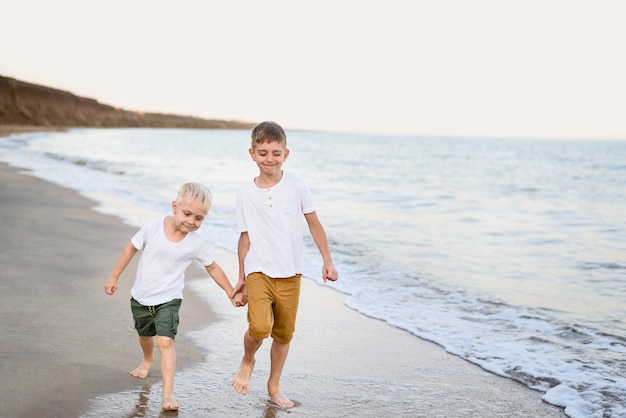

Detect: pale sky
[2, 0, 625, 140]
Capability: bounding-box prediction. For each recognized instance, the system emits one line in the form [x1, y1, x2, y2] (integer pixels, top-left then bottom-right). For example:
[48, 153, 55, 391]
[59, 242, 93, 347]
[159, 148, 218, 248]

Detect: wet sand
[0, 127, 566, 417]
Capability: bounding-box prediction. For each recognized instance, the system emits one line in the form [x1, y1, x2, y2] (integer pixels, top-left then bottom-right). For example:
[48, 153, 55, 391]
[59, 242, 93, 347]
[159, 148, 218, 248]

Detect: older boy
[105, 182, 245, 411]
[230, 121, 338, 408]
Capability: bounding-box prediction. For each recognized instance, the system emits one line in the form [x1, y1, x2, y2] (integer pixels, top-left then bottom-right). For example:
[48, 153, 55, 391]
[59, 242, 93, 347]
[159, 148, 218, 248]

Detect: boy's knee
[271, 332, 293, 345]
[156, 336, 175, 350]
[248, 324, 272, 340]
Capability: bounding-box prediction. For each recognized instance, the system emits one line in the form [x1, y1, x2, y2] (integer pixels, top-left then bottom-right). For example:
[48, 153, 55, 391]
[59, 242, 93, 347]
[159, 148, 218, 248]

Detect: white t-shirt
[236, 171, 315, 278]
[130, 216, 215, 306]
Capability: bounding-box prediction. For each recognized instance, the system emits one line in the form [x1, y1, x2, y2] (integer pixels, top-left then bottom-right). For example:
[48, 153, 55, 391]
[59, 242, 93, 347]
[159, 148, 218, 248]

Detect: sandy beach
[0, 159, 215, 417]
[0, 127, 567, 417]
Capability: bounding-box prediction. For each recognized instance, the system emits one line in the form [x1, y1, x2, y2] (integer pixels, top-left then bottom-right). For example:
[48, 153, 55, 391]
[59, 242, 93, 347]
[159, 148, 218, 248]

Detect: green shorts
[130, 297, 181, 340]
[246, 272, 301, 344]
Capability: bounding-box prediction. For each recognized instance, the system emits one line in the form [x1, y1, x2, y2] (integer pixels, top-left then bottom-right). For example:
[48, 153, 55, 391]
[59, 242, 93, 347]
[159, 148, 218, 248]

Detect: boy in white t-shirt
[104, 182, 245, 412]
[230, 121, 338, 409]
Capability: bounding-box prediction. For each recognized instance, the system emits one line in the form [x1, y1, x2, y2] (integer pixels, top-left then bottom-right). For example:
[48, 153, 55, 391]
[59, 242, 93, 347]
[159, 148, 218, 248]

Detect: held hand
[231, 292, 247, 307]
[322, 263, 338, 282]
[230, 278, 246, 298]
[104, 277, 118, 295]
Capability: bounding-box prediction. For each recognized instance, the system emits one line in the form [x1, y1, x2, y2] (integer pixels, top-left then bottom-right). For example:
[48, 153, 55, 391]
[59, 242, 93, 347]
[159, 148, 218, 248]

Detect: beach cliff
[0, 75, 253, 129]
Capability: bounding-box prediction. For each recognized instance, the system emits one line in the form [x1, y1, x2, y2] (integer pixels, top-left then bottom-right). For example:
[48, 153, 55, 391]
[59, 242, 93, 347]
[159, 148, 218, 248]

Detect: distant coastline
[0, 75, 254, 130]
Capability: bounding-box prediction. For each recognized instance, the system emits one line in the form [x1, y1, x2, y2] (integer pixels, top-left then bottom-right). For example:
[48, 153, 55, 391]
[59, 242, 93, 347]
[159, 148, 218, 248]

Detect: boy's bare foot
[231, 358, 255, 395]
[268, 384, 295, 409]
[128, 360, 153, 378]
[162, 394, 179, 411]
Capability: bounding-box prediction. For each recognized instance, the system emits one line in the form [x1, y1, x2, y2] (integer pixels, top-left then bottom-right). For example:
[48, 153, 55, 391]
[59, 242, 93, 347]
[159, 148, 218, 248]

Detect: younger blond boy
[105, 182, 245, 411]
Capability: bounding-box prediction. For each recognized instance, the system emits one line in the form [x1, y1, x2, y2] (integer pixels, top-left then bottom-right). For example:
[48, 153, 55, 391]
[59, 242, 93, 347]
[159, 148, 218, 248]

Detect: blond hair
[176, 182, 212, 213]
[251, 121, 286, 149]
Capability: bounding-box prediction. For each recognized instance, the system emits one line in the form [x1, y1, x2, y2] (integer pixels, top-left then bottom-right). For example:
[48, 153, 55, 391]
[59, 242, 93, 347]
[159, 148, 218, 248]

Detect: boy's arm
[231, 232, 250, 296]
[304, 211, 338, 282]
[104, 242, 138, 295]
[205, 261, 246, 307]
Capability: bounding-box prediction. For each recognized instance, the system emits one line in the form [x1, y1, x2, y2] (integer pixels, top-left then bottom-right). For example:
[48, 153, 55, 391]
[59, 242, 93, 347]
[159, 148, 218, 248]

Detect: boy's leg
[130, 298, 157, 378]
[268, 340, 294, 408]
[157, 336, 178, 411]
[233, 272, 272, 395]
[267, 274, 300, 409]
[129, 336, 155, 378]
[152, 299, 181, 411]
[232, 331, 263, 395]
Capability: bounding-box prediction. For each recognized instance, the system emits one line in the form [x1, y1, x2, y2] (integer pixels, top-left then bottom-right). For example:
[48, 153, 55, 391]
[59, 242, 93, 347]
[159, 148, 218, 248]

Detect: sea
[1, 128, 624, 418]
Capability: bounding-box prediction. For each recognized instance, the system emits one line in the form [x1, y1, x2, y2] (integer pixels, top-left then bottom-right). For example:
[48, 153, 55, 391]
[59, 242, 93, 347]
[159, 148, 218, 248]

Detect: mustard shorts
[245, 272, 301, 344]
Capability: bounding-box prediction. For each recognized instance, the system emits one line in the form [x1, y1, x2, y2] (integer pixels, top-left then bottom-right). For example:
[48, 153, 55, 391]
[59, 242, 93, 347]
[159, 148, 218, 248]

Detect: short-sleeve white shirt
[130, 216, 215, 306]
[236, 171, 315, 278]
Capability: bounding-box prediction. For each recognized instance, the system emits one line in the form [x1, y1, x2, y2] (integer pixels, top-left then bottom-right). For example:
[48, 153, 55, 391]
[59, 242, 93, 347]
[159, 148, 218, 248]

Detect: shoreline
[0, 127, 566, 417]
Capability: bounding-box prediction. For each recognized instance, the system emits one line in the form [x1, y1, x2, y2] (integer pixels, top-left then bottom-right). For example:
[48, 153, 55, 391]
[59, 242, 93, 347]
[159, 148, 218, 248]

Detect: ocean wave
[578, 261, 626, 270]
[343, 278, 626, 418]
